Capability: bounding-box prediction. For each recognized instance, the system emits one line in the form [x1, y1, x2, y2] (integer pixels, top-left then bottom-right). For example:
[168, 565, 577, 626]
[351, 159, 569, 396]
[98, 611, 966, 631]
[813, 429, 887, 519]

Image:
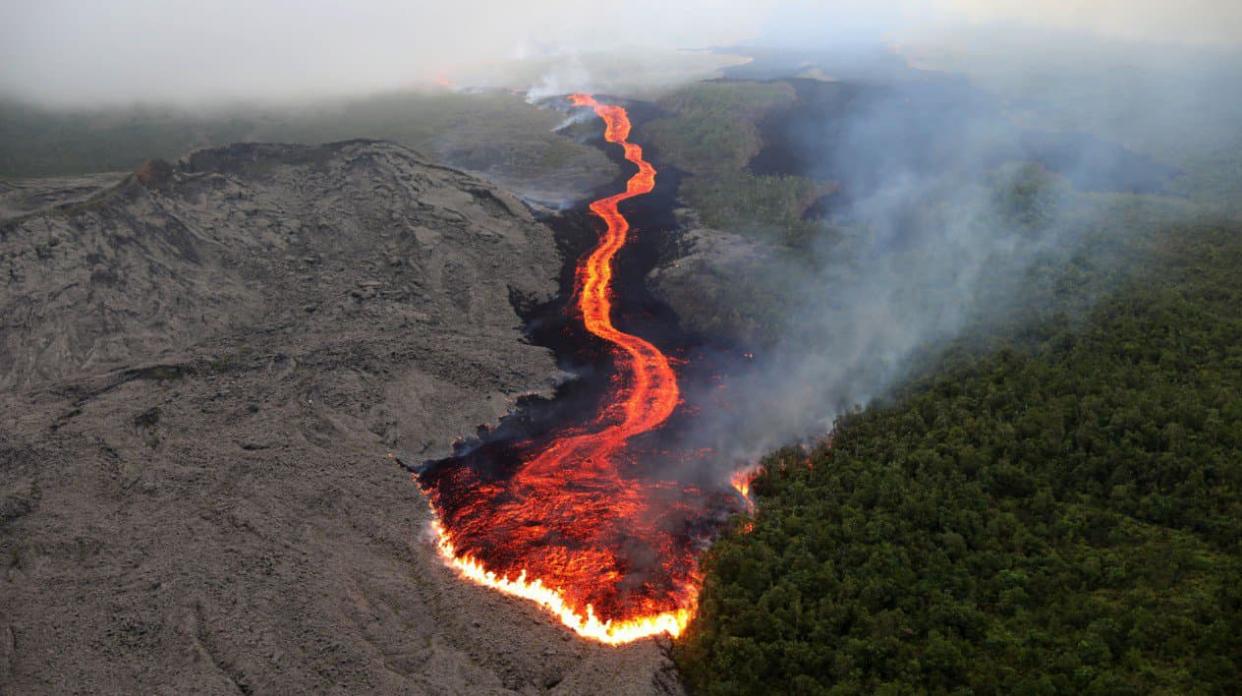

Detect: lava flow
[417, 93, 726, 645]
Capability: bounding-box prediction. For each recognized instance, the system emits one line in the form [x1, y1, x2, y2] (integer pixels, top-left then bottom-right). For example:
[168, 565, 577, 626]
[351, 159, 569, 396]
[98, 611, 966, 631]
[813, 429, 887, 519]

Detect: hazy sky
[949, 0, 1242, 46]
[2, 0, 1240, 105]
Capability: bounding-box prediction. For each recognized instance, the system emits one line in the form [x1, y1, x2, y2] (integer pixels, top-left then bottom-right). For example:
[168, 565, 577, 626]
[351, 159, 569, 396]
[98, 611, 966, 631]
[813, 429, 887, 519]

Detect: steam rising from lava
[419, 94, 740, 644]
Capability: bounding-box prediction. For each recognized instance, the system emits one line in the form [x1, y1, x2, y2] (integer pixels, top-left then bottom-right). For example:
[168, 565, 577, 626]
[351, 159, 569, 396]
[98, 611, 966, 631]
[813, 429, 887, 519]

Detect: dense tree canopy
[675, 219, 1242, 694]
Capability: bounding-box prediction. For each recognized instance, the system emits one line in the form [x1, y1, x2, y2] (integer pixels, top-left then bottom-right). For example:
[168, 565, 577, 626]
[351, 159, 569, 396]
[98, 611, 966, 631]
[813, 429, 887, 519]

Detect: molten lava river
[418, 94, 746, 645]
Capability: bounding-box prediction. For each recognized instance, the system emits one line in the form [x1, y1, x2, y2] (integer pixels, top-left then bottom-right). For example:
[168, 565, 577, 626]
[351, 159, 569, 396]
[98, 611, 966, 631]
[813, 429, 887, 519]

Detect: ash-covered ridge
[0, 141, 680, 694]
[2, 140, 556, 403]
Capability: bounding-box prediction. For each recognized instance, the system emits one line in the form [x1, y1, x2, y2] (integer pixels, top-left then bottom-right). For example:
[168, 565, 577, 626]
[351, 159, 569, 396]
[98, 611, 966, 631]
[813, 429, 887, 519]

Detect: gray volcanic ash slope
[1, 140, 556, 401]
[0, 173, 128, 221]
[0, 141, 679, 694]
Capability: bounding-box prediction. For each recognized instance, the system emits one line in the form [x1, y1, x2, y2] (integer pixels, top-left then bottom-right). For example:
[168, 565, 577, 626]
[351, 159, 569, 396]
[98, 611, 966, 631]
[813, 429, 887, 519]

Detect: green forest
[675, 215, 1242, 693]
[642, 81, 831, 248]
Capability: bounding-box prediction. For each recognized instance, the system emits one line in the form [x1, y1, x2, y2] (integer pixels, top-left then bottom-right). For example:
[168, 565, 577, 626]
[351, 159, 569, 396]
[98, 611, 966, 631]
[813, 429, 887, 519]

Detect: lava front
[418, 94, 733, 645]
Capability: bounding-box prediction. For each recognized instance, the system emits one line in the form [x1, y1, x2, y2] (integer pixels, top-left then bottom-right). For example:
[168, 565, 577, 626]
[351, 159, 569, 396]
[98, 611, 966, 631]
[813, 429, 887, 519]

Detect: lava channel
[418, 94, 736, 645]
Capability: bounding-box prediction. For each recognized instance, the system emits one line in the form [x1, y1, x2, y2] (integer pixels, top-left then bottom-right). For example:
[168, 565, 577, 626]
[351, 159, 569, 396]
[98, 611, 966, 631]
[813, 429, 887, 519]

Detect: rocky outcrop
[647, 208, 801, 347]
[0, 172, 127, 220]
[0, 141, 679, 694]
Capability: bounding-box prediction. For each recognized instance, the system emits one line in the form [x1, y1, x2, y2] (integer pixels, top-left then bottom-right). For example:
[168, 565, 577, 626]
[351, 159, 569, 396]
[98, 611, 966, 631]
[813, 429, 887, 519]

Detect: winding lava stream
[421, 94, 698, 645]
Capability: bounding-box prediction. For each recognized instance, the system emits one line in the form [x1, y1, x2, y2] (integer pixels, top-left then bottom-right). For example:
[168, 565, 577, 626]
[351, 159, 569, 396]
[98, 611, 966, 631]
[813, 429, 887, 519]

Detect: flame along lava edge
[418, 93, 694, 646]
[429, 521, 693, 645]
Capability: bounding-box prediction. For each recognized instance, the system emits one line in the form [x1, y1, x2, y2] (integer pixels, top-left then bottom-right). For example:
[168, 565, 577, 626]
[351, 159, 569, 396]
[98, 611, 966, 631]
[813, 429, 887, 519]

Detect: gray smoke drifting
[676, 34, 1242, 468]
[688, 168, 1072, 463]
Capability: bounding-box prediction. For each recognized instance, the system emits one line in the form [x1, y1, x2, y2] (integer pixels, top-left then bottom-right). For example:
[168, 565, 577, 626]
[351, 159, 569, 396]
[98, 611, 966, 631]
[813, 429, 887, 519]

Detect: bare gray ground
[0, 173, 128, 220]
[0, 142, 680, 695]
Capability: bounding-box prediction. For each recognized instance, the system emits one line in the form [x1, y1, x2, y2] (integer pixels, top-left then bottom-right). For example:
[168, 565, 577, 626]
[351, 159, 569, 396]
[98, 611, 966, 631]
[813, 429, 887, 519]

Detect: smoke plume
[675, 33, 1242, 468]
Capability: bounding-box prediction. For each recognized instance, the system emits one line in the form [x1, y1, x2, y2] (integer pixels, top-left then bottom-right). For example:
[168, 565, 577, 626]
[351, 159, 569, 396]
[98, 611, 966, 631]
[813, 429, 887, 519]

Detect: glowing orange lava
[511, 94, 680, 492]
[430, 521, 692, 645]
[420, 94, 701, 644]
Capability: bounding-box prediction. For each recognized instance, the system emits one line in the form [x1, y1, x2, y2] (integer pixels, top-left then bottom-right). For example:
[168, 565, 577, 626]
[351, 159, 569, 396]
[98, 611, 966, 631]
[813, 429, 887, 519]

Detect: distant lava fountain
[417, 94, 737, 645]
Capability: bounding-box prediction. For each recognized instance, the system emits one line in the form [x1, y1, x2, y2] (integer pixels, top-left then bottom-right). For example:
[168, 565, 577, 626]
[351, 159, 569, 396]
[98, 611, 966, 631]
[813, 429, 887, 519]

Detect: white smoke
[525, 54, 593, 104]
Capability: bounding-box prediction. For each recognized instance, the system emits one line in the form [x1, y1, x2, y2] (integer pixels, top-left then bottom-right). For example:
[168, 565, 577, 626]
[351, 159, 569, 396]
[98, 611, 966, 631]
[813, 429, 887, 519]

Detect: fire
[729, 465, 761, 519]
[418, 93, 721, 645]
[430, 522, 692, 644]
[729, 465, 761, 499]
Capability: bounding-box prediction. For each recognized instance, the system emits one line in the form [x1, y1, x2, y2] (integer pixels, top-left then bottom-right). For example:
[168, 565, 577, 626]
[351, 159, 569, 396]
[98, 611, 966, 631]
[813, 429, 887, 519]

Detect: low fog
[2, 1, 1240, 105]
[4, 0, 1240, 467]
